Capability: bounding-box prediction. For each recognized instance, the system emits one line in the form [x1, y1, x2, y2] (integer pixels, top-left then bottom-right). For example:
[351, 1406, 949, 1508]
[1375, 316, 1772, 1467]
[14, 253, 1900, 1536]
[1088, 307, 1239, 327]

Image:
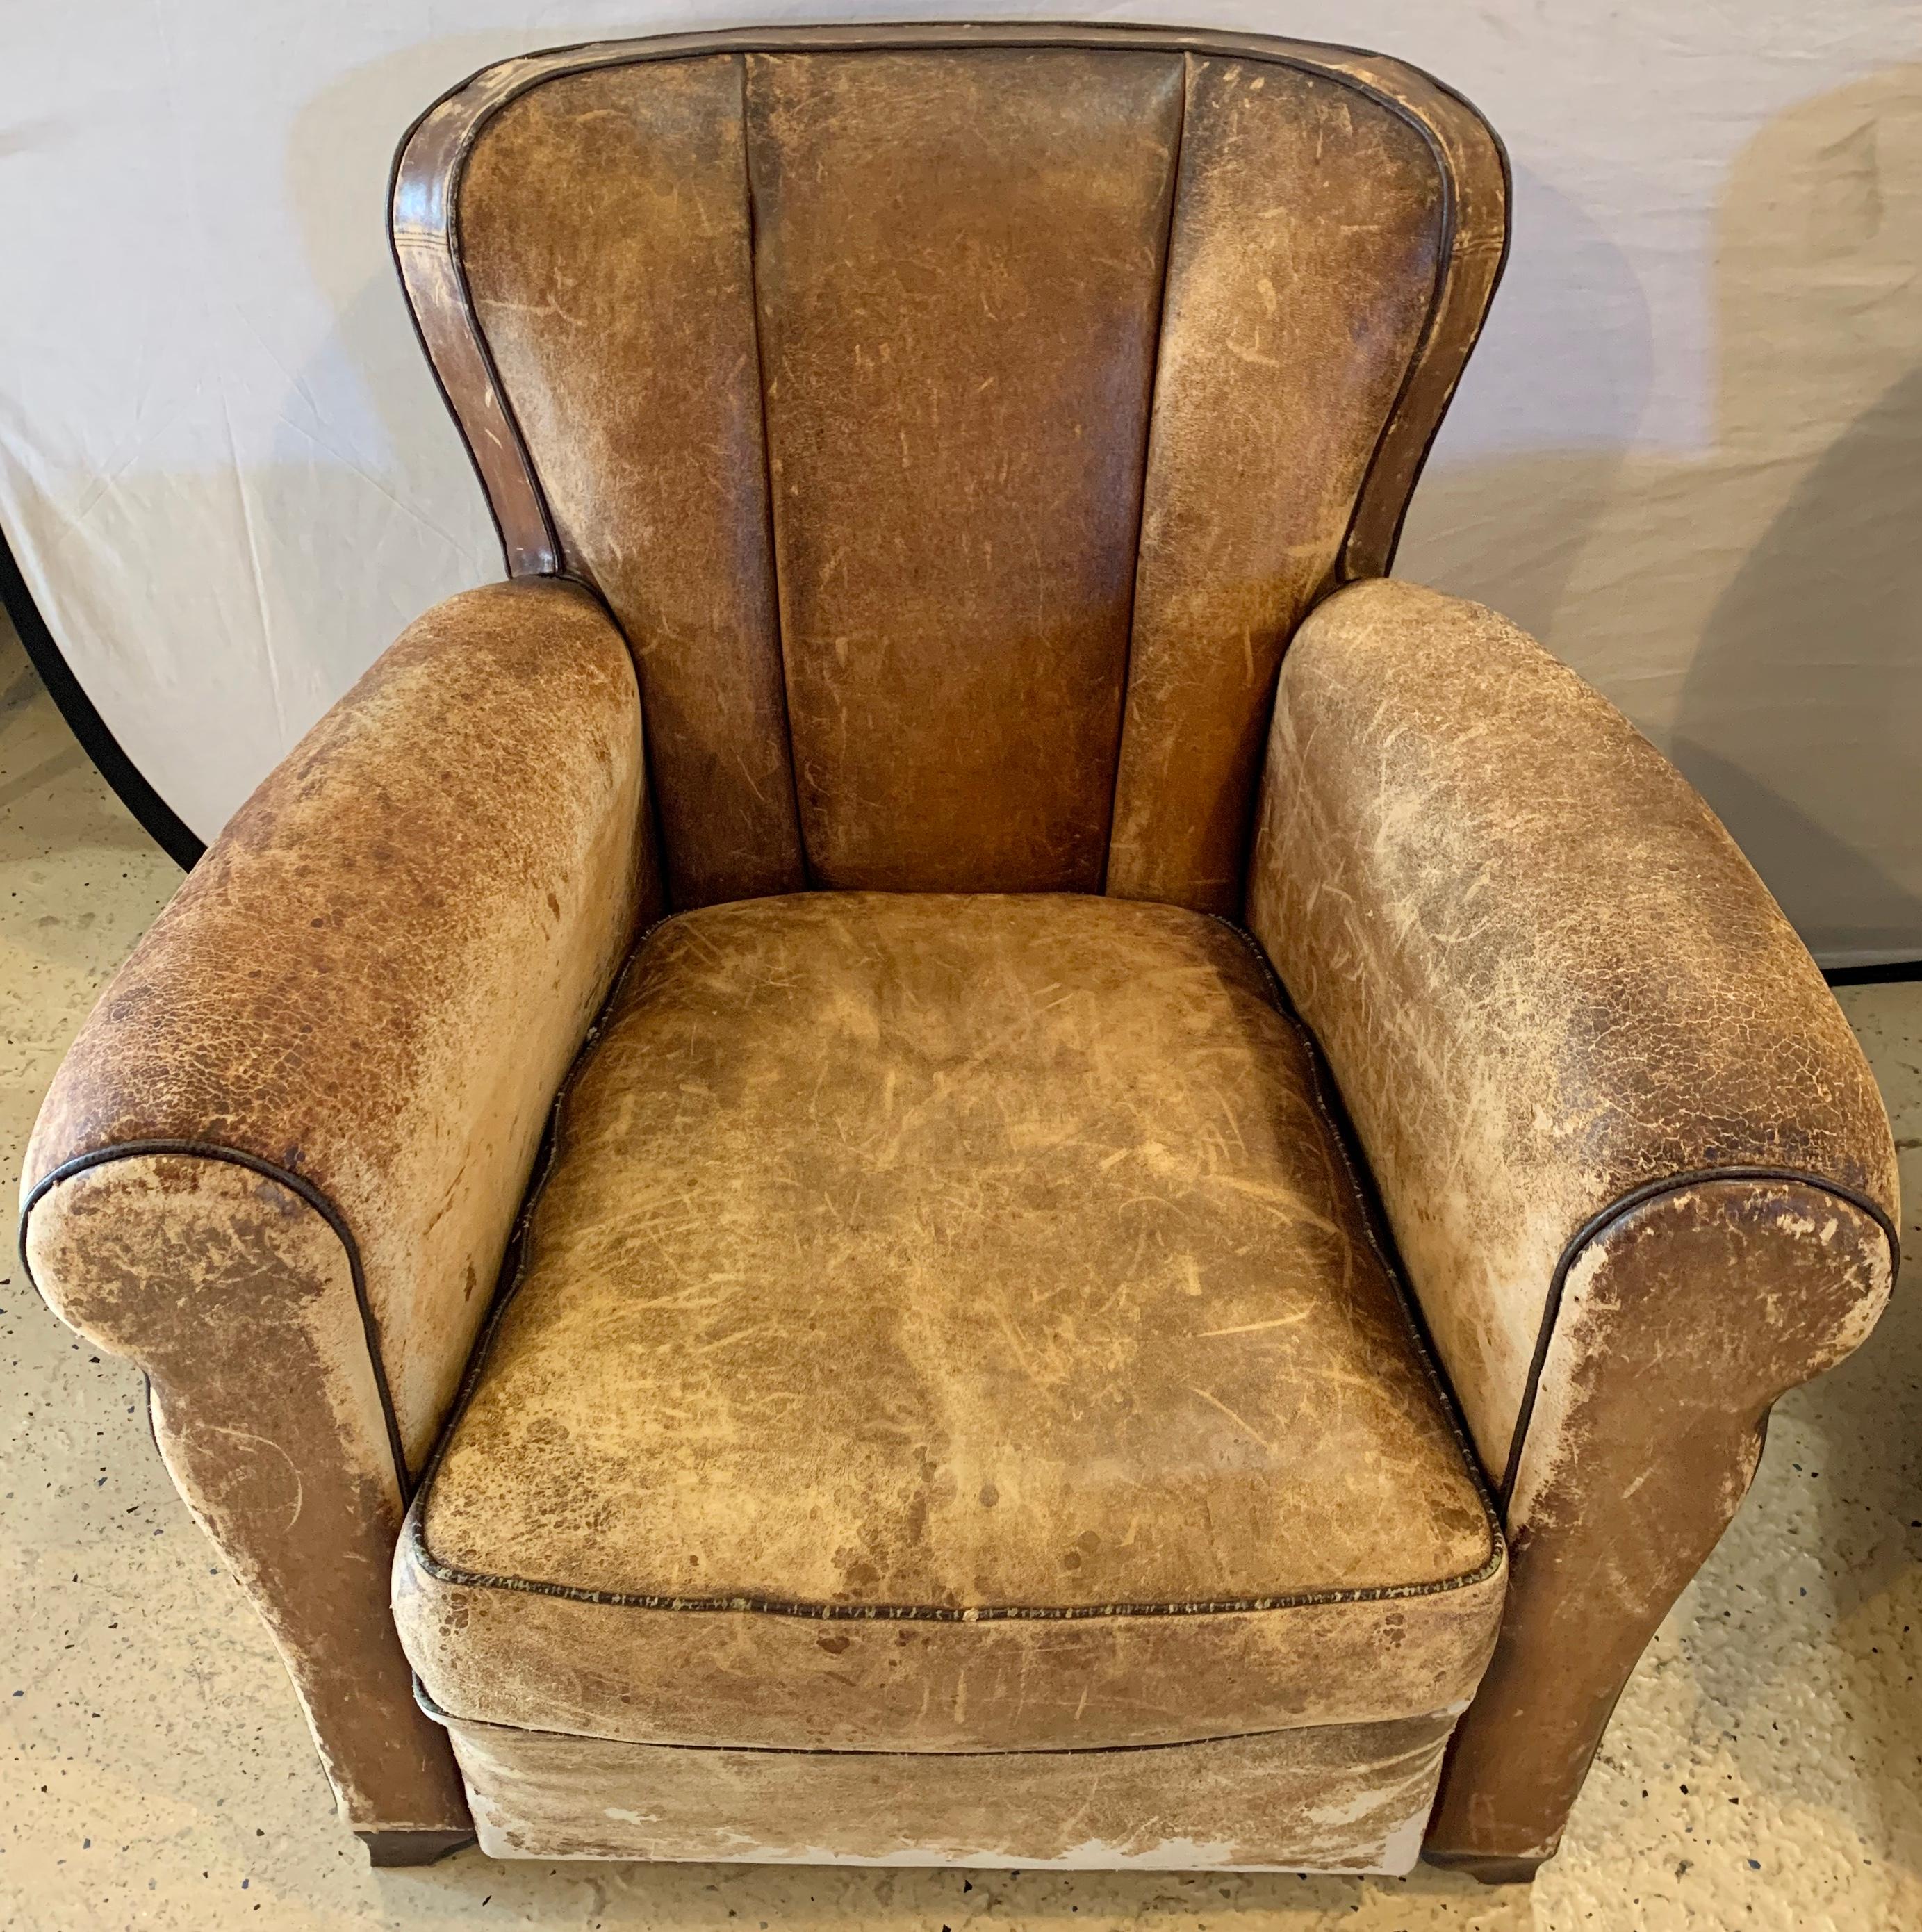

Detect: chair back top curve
[392, 22, 1507, 913]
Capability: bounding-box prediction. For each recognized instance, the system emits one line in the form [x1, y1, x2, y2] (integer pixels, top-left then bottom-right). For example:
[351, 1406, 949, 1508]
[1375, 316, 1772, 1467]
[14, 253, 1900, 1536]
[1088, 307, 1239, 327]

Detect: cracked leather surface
[461, 59, 805, 910]
[745, 49, 1179, 892]
[1106, 58, 1444, 913]
[23, 1155, 469, 1832]
[20, 580, 655, 1828]
[397, 892, 1502, 1751]
[1428, 1176, 1891, 1865]
[450, 42, 1483, 906]
[26, 26, 1898, 1876]
[26, 579, 656, 1474]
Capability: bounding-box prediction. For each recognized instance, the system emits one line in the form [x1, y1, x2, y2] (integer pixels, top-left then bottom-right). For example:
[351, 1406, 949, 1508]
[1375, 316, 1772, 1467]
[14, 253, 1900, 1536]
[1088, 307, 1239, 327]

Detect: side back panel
[1110, 58, 1446, 911]
[457, 58, 803, 908]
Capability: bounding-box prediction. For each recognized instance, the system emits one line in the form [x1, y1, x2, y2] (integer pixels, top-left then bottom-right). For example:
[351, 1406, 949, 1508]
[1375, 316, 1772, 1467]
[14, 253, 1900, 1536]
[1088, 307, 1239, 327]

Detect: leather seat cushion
[395, 894, 1503, 1752]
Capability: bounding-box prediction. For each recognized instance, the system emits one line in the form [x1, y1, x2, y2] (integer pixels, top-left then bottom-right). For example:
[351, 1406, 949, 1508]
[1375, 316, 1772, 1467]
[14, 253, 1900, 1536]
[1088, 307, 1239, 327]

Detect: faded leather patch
[427, 33, 1505, 916]
[24, 578, 656, 1473]
[24, 1156, 468, 1833]
[461, 59, 805, 908]
[746, 50, 1182, 892]
[18, 578, 651, 1835]
[1430, 1179, 1893, 1865]
[1108, 57, 1443, 913]
[1247, 577, 1900, 1867]
[440, 1705, 1456, 1871]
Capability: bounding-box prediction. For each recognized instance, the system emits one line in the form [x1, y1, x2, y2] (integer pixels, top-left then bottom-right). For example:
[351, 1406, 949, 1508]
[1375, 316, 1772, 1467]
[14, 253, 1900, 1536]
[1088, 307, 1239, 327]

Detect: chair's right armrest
[1245, 577, 1898, 1874]
[1247, 579, 1898, 1483]
[19, 577, 657, 1840]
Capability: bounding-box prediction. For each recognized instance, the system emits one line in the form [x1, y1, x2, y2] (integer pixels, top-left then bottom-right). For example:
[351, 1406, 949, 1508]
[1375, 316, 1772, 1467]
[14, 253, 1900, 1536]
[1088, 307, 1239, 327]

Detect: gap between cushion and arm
[18, 575, 659, 1836]
[1245, 575, 1900, 1875]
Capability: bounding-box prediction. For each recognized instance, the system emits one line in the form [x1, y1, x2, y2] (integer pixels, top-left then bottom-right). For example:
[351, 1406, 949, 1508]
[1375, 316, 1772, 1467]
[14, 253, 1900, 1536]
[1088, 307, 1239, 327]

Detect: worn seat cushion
[395, 894, 1503, 1753]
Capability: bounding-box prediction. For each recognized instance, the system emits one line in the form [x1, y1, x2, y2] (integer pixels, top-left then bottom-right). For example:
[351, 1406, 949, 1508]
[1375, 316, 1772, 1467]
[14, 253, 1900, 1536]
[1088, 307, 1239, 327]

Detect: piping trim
[389, 23, 1508, 590]
[20, 1140, 413, 1502]
[1497, 1163, 1900, 1509]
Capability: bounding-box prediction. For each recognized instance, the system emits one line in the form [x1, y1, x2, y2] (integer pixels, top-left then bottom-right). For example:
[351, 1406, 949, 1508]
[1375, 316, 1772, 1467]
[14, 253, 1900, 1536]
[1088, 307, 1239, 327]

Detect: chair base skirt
[432, 1707, 1461, 1872]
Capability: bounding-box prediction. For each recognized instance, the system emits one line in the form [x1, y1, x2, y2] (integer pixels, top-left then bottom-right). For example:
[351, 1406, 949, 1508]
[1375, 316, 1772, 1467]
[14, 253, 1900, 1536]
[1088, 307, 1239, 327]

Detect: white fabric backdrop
[4, 3, 1921, 962]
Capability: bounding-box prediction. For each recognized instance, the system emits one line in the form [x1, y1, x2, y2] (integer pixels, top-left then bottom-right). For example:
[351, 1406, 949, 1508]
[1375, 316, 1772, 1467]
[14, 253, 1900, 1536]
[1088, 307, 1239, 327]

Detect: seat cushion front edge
[393, 1500, 1502, 1753]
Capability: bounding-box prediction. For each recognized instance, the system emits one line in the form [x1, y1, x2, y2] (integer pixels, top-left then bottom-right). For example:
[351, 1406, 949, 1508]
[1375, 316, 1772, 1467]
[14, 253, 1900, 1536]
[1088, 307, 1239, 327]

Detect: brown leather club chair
[19, 22, 1900, 1883]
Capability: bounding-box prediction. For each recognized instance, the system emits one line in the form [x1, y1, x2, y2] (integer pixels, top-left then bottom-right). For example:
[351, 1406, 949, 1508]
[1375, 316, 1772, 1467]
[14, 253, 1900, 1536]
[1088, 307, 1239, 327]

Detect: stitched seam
[1097, 49, 1188, 893]
[1499, 1164, 1902, 1509]
[384, 99, 511, 568]
[416, 31, 1472, 179]
[410, 1674, 1457, 1757]
[739, 54, 813, 889]
[19, 1143, 414, 1503]
[409, 903, 1505, 1621]
[404, 1555, 1503, 1621]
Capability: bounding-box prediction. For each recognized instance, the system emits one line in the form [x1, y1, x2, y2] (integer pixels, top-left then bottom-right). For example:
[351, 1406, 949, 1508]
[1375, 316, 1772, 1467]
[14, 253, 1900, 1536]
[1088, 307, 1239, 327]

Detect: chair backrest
[393, 24, 1506, 915]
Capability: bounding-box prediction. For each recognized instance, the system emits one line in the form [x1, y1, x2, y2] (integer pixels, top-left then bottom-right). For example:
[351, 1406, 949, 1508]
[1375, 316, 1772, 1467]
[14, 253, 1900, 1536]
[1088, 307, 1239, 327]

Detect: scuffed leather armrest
[19, 576, 656, 1835]
[1247, 577, 1898, 1871]
[1249, 575, 1898, 1484]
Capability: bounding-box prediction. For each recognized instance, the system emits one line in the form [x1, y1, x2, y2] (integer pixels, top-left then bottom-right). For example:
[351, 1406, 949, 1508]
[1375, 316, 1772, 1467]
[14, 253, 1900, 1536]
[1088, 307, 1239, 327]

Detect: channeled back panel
[395, 26, 1506, 910]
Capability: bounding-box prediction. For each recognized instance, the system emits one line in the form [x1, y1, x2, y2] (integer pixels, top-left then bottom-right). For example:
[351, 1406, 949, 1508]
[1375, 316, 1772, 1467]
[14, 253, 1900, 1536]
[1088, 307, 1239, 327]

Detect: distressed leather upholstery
[393, 894, 1501, 1867]
[18, 21, 1897, 1883]
[1248, 579, 1899, 1870]
[22, 580, 656, 1837]
[430, 1714, 1470, 1869]
[427, 28, 1500, 909]
[396, 897, 1502, 1755]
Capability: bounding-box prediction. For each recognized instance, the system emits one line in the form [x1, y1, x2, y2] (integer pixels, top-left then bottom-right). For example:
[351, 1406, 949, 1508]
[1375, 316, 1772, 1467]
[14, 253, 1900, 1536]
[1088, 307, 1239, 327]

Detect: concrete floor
[1, 607, 1919, 1932]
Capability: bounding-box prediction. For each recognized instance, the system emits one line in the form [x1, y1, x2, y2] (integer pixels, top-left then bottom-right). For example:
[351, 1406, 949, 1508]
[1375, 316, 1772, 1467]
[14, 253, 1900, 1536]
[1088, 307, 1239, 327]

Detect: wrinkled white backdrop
[4, 3, 1921, 963]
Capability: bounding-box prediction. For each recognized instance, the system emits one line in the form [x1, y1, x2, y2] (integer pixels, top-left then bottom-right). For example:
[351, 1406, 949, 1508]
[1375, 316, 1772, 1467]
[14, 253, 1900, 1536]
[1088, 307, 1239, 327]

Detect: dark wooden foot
[1421, 1849, 1543, 1886]
[356, 1827, 475, 1867]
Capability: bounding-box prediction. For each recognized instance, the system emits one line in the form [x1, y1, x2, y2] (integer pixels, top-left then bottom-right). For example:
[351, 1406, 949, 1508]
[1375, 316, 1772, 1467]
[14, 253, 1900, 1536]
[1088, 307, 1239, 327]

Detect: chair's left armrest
[20, 577, 657, 1838]
[1246, 577, 1899, 1876]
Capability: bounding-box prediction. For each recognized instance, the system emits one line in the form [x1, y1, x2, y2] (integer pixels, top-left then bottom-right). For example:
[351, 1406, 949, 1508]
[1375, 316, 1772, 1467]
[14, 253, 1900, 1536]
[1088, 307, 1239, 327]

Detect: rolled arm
[1247, 578, 1898, 1874]
[20, 578, 656, 1841]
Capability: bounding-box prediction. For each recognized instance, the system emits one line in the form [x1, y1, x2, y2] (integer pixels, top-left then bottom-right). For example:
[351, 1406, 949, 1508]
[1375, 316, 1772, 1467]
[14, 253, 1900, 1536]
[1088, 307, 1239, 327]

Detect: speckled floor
[1, 608, 1918, 1932]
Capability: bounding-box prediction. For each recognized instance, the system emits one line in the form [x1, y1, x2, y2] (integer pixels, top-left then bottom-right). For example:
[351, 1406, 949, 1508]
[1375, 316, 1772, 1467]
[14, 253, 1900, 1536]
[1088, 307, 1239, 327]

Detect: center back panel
[747, 50, 1183, 893]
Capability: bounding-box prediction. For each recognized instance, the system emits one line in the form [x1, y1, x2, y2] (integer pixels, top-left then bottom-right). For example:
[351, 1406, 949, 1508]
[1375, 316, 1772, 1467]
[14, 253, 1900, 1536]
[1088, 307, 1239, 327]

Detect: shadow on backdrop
[1401, 66, 1922, 965]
